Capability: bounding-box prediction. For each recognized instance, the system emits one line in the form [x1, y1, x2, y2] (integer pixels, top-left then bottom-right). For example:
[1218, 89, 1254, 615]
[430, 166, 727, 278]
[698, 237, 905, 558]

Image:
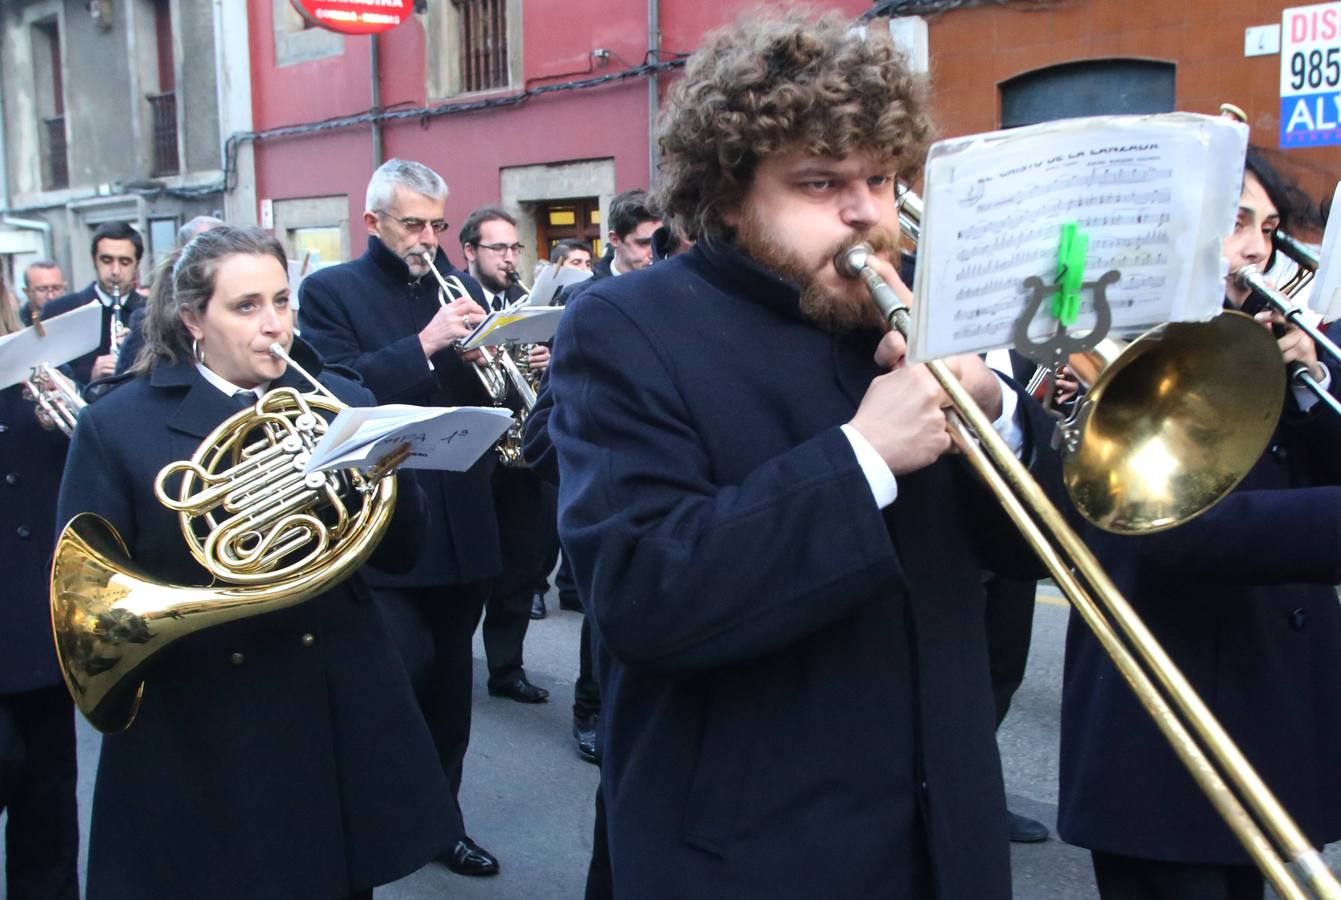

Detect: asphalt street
[5, 586, 1337, 898]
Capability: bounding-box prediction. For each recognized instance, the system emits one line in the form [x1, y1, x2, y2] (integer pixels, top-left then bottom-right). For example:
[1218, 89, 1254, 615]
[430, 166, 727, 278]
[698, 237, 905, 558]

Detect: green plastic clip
[1052, 222, 1088, 328]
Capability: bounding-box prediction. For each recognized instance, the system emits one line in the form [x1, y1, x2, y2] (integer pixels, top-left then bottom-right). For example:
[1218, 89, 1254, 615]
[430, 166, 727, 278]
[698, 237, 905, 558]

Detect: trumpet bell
[1065, 312, 1285, 534]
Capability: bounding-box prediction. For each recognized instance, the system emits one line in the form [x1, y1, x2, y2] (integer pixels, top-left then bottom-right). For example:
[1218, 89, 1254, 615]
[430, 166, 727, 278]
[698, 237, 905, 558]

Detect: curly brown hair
[654, 10, 933, 244]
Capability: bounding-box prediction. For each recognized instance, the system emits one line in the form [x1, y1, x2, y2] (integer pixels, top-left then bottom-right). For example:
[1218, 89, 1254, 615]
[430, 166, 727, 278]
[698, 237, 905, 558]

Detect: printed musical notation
[910, 113, 1248, 362]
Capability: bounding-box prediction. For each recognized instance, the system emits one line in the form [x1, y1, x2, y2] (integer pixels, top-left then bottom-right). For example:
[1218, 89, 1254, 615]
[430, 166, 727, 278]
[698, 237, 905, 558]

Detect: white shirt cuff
[991, 373, 1025, 456]
[1294, 364, 1332, 411]
[840, 424, 899, 508]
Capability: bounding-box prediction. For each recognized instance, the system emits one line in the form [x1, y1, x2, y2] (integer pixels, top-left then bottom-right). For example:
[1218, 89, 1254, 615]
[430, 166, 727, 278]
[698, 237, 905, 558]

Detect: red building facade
[244, 0, 1340, 274]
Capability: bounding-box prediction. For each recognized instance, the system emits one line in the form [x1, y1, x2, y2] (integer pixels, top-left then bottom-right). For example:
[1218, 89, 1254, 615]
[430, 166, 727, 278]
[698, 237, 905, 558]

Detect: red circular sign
[291, 0, 415, 36]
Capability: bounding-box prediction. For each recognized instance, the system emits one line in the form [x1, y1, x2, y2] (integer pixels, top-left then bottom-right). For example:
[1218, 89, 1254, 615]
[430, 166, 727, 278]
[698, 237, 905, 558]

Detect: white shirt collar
[94, 283, 132, 308]
[609, 255, 623, 277]
[195, 362, 270, 400]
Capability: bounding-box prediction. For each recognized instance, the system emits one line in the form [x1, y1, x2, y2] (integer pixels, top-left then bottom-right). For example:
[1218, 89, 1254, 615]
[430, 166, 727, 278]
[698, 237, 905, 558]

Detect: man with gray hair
[18, 260, 66, 325]
[299, 158, 504, 879]
[177, 215, 224, 246]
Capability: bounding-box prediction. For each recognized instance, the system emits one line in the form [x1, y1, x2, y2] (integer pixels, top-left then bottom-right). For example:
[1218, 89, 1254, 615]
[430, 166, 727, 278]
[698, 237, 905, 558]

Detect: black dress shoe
[530, 592, 547, 620]
[488, 676, 550, 703]
[440, 837, 499, 876]
[573, 716, 599, 765]
[1008, 811, 1050, 843]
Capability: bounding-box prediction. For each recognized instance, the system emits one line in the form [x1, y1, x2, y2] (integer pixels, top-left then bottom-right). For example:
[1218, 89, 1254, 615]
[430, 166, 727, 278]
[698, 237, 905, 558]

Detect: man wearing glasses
[459, 206, 556, 707]
[18, 261, 67, 326]
[299, 159, 503, 880]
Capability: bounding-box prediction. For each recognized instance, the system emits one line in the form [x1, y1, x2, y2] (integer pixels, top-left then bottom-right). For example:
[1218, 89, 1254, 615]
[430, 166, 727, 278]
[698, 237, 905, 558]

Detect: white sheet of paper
[459, 307, 563, 349]
[1309, 182, 1341, 323]
[909, 113, 1248, 363]
[526, 264, 593, 307]
[0, 303, 103, 390]
[304, 405, 514, 474]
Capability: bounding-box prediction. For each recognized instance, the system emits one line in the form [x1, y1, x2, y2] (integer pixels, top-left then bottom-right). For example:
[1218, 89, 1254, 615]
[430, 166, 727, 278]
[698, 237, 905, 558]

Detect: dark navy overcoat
[299, 236, 502, 587]
[1059, 375, 1341, 864]
[549, 241, 1059, 899]
[0, 385, 68, 693]
[57, 342, 454, 899]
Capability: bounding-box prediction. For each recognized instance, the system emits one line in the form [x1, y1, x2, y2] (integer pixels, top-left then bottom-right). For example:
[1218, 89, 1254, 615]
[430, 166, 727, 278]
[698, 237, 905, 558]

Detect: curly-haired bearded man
[548, 12, 1059, 898]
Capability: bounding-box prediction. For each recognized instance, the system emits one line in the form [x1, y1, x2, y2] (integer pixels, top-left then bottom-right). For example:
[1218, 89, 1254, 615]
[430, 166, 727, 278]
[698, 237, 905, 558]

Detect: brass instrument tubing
[1234, 266, 1341, 419]
[846, 246, 1339, 900]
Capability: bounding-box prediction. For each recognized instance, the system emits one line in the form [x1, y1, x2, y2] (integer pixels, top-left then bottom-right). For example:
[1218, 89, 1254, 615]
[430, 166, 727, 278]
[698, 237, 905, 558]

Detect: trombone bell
[1063, 313, 1285, 534]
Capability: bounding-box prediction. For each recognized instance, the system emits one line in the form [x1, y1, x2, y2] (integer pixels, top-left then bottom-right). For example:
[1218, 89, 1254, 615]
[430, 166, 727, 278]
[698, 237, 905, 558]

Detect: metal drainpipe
[647, 0, 660, 187]
[371, 35, 383, 168]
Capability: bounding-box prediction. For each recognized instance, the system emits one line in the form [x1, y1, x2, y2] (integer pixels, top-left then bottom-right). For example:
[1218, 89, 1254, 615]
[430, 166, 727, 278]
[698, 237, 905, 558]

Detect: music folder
[0, 303, 102, 391]
[303, 404, 515, 475]
[459, 306, 563, 350]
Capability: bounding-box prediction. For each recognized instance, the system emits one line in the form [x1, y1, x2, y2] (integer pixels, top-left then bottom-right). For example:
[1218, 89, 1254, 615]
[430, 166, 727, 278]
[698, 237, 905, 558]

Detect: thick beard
[734, 208, 897, 333]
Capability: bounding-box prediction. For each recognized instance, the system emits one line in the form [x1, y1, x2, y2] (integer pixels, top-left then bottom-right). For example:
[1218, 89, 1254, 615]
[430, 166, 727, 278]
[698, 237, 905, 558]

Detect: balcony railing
[42, 115, 68, 190]
[147, 91, 178, 176]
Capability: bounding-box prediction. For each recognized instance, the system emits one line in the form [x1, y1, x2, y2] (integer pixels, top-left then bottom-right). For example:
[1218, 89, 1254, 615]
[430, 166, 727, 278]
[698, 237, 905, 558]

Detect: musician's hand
[419, 297, 488, 356]
[458, 348, 485, 365]
[1054, 366, 1080, 405]
[873, 331, 908, 370]
[1256, 310, 1325, 381]
[940, 354, 1003, 420]
[528, 345, 551, 371]
[849, 364, 953, 475]
[90, 354, 117, 381]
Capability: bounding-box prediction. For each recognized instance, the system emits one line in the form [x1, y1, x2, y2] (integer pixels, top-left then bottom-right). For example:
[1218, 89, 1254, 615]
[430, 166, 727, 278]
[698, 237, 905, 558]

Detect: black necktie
[232, 390, 256, 409]
[492, 293, 504, 312]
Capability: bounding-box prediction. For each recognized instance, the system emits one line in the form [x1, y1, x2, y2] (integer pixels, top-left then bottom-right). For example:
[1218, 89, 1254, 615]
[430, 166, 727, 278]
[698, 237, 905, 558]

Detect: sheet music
[526, 264, 592, 307]
[0, 303, 102, 391]
[909, 113, 1248, 362]
[304, 404, 514, 474]
[459, 306, 563, 349]
[1309, 182, 1341, 322]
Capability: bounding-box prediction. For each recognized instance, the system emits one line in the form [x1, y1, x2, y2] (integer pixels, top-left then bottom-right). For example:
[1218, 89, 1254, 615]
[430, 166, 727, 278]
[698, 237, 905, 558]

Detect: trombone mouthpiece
[1232, 264, 1262, 291]
[835, 243, 874, 279]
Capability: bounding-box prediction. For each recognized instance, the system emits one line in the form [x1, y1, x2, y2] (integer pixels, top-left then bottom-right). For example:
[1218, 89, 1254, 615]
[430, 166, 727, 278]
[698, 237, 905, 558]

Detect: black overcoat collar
[150, 337, 327, 439]
[691, 240, 886, 406]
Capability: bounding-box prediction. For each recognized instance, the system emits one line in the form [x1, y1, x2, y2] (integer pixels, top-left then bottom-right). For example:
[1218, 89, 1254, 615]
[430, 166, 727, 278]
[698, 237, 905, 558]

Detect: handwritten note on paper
[908, 114, 1248, 363]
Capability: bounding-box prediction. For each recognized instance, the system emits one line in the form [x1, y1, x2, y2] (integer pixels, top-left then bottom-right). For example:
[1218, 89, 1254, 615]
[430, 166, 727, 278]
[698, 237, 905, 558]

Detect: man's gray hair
[23, 259, 59, 287]
[365, 159, 449, 213]
[178, 215, 225, 246]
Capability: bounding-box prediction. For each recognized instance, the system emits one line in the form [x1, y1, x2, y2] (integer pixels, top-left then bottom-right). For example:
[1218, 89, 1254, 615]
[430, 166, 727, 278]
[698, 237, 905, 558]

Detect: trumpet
[21, 363, 84, 437]
[841, 201, 1339, 894]
[418, 253, 535, 466]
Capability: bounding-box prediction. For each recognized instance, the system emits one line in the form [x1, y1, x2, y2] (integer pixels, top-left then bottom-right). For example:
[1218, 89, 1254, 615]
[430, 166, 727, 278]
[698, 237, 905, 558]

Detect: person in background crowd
[298, 159, 503, 879]
[460, 205, 555, 705]
[18, 260, 67, 326]
[551, 238, 593, 272]
[41, 221, 146, 387]
[0, 281, 79, 900]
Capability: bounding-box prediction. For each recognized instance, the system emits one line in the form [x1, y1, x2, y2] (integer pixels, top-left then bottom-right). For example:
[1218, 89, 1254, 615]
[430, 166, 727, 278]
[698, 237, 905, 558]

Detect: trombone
[1233, 233, 1341, 417]
[843, 194, 1341, 899]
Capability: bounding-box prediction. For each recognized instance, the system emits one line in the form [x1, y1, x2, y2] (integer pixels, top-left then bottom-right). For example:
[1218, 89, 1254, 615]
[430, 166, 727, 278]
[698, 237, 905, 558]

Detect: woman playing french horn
[56, 226, 454, 900]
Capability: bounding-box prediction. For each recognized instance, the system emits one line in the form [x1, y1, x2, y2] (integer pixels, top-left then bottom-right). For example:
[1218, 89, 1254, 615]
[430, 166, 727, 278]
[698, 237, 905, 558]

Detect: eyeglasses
[476, 242, 526, 255]
[376, 211, 450, 234]
[27, 284, 68, 295]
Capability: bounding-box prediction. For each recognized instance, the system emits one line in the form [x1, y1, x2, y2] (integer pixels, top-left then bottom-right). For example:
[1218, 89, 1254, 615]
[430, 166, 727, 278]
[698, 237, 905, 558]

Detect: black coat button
[230, 652, 246, 666]
[1271, 443, 1288, 462]
[5, 472, 18, 485]
[16, 525, 31, 539]
[0, 423, 8, 433]
[1290, 608, 1308, 630]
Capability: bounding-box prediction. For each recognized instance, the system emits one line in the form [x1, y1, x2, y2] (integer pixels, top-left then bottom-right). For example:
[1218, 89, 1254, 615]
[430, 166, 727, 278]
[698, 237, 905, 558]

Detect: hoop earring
[192, 339, 204, 364]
